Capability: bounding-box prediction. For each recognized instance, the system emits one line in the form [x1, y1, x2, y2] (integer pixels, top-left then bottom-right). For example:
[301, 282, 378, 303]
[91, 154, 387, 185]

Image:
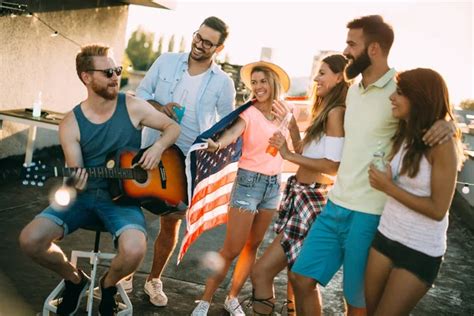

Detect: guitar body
[107, 146, 188, 213]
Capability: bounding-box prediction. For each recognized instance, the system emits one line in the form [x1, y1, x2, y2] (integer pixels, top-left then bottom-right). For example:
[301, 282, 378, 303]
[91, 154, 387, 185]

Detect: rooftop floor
[0, 152, 473, 315]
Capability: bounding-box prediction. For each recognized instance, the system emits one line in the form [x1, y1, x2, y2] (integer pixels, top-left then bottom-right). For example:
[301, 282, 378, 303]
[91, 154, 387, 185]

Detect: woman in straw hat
[191, 60, 296, 316]
[250, 54, 350, 315]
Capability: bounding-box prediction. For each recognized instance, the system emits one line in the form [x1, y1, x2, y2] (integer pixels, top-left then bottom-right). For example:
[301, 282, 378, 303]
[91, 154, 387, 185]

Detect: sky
[126, 0, 473, 105]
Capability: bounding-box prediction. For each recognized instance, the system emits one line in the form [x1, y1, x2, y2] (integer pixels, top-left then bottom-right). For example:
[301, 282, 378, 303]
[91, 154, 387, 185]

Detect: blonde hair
[76, 44, 111, 83]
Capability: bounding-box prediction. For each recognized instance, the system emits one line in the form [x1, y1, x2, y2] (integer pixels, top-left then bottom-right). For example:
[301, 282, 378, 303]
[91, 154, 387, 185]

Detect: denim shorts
[371, 231, 443, 286]
[36, 188, 147, 244]
[229, 168, 281, 213]
[291, 199, 380, 308]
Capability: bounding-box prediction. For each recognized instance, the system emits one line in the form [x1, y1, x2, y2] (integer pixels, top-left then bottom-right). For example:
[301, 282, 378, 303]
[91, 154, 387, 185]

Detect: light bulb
[462, 185, 470, 194]
[54, 187, 72, 206]
[49, 184, 77, 210]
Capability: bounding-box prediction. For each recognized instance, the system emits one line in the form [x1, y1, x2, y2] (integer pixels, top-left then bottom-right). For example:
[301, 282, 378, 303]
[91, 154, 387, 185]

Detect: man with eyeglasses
[19, 44, 180, 315]
[134, 16, 236, 308]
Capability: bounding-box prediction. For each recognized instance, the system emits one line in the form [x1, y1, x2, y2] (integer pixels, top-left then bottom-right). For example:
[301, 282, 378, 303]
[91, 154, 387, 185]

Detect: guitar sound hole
[133, 166, 148, 184]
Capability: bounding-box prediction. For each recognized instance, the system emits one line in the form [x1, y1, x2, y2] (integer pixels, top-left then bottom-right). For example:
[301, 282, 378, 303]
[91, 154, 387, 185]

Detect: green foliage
[126, 27, 156, 71]
[168, 34, 175, 53]
[459, 99, 474, 110]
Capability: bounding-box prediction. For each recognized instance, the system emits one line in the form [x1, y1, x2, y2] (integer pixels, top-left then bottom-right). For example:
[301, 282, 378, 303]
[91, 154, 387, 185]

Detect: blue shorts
[37, 188, 147, 244]
[229, 168, 281, 213]
[291, 199, 380, 307]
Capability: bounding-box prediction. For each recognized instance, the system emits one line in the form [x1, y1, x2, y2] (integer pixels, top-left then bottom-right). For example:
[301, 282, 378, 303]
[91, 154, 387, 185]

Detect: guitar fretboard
[57, 167, 138, 179]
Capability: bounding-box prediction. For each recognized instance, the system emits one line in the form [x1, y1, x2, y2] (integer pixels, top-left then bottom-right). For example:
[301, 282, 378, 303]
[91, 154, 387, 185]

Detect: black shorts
[371, 230, 443, 286]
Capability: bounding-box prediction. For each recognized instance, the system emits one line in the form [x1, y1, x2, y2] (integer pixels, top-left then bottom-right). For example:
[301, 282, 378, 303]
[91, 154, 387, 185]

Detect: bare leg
[228, 209, 275, 299]
[103, 229, 147, 287]
[287, 279, 296, 314]
[19, 218, 82, 283]
[289, 271, 322, 316]
[364, 248, 392, 316]
[346, 304, 367, 316]
[374, 268, 429, 316]
[250, 233, 287, 314]
[148, 215, 182, 280]
[201, 208, 255, 302]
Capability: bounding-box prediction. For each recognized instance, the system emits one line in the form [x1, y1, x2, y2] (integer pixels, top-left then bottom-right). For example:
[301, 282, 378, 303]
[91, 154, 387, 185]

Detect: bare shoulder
[59, 111, 80, 141]
[125, 94, 149, 109]
[428, 137, 457, 165]
[326, 106, 345, 137]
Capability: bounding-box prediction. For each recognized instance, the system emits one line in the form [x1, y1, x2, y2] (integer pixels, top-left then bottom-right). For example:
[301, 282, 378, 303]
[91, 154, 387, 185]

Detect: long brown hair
[390, 68, 463, 177]
[303, 54, 350, 145]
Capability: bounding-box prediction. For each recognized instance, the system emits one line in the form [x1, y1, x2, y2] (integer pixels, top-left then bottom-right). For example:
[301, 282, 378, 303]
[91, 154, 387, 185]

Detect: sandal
[280, 299, 295, 315]
[246, 290, 275, 316]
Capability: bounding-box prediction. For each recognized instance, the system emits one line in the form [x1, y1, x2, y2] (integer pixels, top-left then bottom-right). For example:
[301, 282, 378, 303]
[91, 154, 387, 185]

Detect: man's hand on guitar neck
[138, 143, 166, 170]
[69, 168, 88, 191]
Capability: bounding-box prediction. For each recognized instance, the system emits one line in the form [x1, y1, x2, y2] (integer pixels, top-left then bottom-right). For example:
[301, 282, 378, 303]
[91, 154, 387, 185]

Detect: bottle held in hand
[173, 90, 187, 123]
[266, 112, 292, 156]
[372, 141, 387, 172]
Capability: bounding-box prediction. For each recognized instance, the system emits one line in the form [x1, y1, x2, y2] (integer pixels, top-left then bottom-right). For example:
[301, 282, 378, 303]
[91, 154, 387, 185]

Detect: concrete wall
[0, 6, 129, 159]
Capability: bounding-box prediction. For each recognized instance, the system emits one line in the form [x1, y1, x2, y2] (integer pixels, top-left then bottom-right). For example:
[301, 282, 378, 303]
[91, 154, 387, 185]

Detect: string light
[458, 181, 473, 194]
[0, 2, 82, 48]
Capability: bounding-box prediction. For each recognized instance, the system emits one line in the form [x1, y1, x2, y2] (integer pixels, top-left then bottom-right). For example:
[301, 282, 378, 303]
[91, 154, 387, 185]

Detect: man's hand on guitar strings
[139, 143, 165, 170]
[70, 168, 88, 191]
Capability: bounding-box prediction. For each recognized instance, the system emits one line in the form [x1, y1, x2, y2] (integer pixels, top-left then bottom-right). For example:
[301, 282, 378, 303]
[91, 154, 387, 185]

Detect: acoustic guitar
[20, 146, 188, 215]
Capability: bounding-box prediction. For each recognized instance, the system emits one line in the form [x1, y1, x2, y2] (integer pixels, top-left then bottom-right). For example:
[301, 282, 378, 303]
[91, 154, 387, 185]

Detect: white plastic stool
[42, 228, 133, 315]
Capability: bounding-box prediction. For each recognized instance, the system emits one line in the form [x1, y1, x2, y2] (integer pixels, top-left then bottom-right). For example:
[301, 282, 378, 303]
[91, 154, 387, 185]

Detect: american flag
[177, 100, 254, 263]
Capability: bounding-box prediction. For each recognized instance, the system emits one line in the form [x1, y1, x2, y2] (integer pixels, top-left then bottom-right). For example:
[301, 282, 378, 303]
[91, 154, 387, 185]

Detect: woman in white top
[250, 54, 350, 315]
[366, 68, 465, 315]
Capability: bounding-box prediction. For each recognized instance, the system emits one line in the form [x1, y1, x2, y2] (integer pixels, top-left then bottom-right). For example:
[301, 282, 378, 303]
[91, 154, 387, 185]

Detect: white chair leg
[42, 249, 133, 315]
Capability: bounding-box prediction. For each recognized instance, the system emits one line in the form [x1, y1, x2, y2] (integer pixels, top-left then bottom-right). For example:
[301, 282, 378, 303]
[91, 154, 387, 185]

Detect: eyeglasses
[87, 66, 123, 78]
[192, 31, 220, 49]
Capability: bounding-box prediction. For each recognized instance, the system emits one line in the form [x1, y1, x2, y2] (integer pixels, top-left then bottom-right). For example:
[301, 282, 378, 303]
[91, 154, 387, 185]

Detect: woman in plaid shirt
[250, 54, 350, 315]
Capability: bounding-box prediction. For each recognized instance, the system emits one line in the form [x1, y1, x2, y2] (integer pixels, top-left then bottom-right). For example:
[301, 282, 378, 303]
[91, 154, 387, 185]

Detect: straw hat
[240, 61, 291, 93]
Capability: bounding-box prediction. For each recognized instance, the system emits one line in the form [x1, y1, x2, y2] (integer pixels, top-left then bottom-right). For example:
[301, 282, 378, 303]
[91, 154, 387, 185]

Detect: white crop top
[302, 135, 345, 162]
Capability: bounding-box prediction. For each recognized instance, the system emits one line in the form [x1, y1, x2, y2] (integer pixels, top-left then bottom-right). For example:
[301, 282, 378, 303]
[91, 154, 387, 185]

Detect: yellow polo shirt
[328, 68, 398, 215]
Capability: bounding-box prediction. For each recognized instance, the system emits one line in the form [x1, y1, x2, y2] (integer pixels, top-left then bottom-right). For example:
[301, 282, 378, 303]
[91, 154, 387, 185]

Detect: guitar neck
[57, 167, 137, 179]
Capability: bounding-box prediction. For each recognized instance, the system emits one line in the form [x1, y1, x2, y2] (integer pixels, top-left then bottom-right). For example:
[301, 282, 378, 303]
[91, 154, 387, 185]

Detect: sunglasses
[87, 66, 123, 78]
[192, 31, 220, 50]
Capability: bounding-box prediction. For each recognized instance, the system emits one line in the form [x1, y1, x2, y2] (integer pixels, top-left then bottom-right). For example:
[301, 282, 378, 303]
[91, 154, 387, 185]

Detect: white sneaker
[224, 296, 245, 316]
[144, 278, 168, 306]
[92, 275, 133, 299]
[120, 275, 133, 293]
[191, 300, 210, 316]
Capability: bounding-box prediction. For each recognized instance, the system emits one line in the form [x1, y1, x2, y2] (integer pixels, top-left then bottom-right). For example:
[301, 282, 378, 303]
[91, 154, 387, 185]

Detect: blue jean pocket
[236, 171, 256, 188]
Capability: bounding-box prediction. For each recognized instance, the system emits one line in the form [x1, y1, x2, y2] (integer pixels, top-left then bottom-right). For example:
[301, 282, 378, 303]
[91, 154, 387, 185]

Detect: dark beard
[345, 49, 371, 79]
[91, 81, 118, 100]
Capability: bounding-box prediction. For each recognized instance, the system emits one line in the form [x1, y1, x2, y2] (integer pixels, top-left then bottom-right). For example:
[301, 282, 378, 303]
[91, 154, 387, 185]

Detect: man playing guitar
[19, 44, 180, 316]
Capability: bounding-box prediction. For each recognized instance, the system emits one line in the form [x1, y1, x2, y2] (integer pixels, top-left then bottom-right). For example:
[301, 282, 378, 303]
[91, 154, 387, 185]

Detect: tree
[179, 35, 186, 53]
[125, 27, 155, 71]
[459, 99, 474, 111]
[153, 35, 164, 61]
[168, 34, 175, 53]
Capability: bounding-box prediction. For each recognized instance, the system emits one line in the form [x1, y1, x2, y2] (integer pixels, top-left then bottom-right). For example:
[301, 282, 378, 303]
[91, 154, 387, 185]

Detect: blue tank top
[73, 93, 141, 189]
